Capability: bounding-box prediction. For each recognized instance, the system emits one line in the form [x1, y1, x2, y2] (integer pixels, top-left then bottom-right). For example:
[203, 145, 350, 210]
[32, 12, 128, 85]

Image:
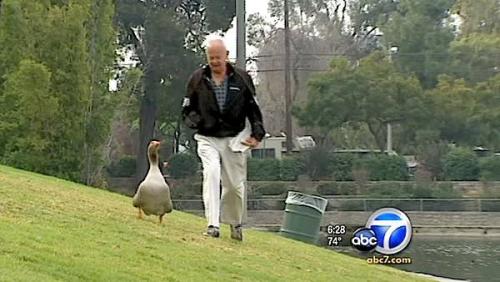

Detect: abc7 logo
[351, 228, 378, 252]
[351, 208, 412, 255]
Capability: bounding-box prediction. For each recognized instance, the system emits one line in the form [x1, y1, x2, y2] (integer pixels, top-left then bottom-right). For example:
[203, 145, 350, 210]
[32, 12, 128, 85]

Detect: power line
[250, 52, 500, 58]
[250, 68, 329, 73]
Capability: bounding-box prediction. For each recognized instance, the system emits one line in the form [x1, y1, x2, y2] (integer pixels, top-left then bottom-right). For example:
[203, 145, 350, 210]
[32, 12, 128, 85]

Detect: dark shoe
[203, 225, 220, 238]
[230, 224, 243, 241]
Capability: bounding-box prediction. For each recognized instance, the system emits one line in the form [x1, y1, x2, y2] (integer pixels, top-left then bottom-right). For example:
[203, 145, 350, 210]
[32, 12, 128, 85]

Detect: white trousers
[195, 134, 247, 227]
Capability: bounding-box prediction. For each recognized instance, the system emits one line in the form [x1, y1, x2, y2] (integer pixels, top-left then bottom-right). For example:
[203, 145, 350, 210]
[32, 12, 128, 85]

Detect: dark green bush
[170, 179, 201, 199]
[354, 154, 409, 181]
[411, 182, 458, 198]
[336, 199, 365, 211]
[298, 147, 335, 180]
[443, 148, 479, 181]
[280, 157, 302, 181]
[366, 182, 460, 199]
[366, 199, 420, 211]
[479, 156, 500, 181]
[248, 158, 280, 181]
[415, 129, 449, 180]
[331, 153, 356, 181]
[106, 155, 136, 177]
[367, 182, 415, 198]
[251, 183, 288, 195]
[317, 182, 359, 195]
[168, 153, 198, 179]
[429, 183, 461, 198]
[411, 184, 434, 198]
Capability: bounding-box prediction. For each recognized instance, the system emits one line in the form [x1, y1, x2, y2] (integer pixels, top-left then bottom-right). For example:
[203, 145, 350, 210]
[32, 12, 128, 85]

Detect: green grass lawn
[0, 165, 431, 281]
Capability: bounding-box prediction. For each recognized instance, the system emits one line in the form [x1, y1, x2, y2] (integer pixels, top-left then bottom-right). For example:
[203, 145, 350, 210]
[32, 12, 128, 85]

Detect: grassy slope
[0, 165, 430, 282]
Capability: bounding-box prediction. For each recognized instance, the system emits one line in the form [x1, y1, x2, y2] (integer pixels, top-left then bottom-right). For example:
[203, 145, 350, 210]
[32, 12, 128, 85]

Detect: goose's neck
[148, 154, 161, 173]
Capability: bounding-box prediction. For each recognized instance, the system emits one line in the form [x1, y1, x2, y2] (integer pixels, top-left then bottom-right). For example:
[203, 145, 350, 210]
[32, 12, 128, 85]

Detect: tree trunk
[367, 121, 386, 152]
[136, 93, 157, 187]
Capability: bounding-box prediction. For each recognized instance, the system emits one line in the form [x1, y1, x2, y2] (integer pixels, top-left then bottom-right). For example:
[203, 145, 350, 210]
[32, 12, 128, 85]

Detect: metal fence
[172, 197, 500, 212]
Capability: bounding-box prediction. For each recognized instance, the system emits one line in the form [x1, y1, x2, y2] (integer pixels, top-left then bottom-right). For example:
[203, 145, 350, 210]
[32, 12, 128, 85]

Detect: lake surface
[332, 236, 500, 282]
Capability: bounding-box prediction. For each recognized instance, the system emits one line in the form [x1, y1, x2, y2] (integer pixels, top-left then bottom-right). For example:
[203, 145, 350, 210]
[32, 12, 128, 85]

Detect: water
[333, 236, 500, 282]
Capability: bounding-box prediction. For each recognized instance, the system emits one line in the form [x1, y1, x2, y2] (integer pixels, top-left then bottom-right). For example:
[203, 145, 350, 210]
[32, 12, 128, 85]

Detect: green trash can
[279, 191, 328, 244]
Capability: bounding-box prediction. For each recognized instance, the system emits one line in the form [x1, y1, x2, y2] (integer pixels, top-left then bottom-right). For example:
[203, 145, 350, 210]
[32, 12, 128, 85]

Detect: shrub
[366, 182, 459, 199]
[106, 155, 136, 177]
[479, 156, 500, 181]
[443, 148, 480, 181]
[251, 183, 288, 195]
[430, 183, 461, 198]
[336, 199, 365, 211]
[412, 182, 459, 198]
[411, 184, 434, 198]
[248, 158, 280, 181]
[354, 154, 409, 181]
[280, 157, 302, 181]
[317, 182, 359, 195]
[415, 130, 449, 180]
[168, 153, 199, 179]
[367, 182, 415, 198]
[331, 153, 356, 181]
[299, 147, 334, 180]
[170, 179, 201, 199]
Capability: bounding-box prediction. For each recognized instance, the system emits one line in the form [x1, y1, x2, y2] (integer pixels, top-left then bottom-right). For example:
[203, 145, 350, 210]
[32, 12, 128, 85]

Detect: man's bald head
[206, 38, 227, 54]
[205, 37, 229, 75]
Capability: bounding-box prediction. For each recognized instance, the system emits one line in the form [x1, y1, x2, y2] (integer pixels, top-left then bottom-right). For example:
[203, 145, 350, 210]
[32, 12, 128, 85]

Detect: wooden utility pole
[284, 0, 293, 152]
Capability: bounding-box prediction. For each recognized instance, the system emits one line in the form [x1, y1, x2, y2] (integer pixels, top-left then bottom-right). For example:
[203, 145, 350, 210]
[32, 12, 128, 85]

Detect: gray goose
[133, 140, 173, 224]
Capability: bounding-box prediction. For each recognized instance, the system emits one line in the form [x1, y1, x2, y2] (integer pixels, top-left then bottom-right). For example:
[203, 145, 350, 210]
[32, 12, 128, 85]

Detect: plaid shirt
[210, 77, 228, 112]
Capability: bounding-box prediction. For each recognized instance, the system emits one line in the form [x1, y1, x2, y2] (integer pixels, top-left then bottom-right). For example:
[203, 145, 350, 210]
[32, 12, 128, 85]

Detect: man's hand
[241, 137, 260, 148]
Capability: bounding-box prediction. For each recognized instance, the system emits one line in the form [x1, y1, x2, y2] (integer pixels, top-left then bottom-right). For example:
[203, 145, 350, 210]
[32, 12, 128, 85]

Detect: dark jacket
[182, 63, 265, 141]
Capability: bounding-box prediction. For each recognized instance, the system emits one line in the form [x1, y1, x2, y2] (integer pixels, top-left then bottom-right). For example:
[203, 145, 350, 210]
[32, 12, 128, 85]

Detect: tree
[295, 51, 426, 152]
[0, 60, 58, 173]
[349, 0, 399, 52]
[380, 0, 456, 89]
[106, 67, 143, 173]
[414, 129, 449, 180]
[356, 52, 426, 150]
[454, 0, 500, 35]
[421, 74, 500, 151]
[0, 0, 118, 183]
[473, 74, 500, 149]
[443, 147, 480, 181]
[82, 0, 117, 185]
[0, 0, 48, 87]
[0, 1, 87, 180]
[115, 0, 236, 183]
[447, 0, 500, 85]
[449, 34, 500, 84]
[39, 3, 94, 180]
[330, 123, 378, 149]
[294, 58, 363, 141]
[250, 0, 378, 136]
[425, 75, 479, 146]
[447, 0, 500, 84]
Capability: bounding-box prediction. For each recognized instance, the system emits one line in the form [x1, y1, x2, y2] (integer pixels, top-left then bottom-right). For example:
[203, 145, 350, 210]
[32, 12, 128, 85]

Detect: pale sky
[111, 1, 271, 91]
[224, 0, 270, 61]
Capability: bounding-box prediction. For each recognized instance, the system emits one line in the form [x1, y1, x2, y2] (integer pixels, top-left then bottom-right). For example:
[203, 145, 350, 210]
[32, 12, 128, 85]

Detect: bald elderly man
[181, 38, 265, 241]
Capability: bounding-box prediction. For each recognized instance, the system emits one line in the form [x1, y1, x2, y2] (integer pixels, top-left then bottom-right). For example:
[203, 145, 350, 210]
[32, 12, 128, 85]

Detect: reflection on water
[333, 236, 500, 282]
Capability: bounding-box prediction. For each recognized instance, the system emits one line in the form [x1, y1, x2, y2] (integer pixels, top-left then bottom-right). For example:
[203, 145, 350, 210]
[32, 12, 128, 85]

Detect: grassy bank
[0, 165, 430, 281]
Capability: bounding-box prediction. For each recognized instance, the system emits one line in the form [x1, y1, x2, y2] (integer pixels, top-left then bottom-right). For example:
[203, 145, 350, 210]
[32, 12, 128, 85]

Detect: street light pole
[236, 0, 246, 70]
[386, 123, 392, 153]
[386, 46, 398, 154]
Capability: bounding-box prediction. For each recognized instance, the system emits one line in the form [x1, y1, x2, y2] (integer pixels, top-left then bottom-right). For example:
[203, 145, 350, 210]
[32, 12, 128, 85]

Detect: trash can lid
[285, 191, 328, 213]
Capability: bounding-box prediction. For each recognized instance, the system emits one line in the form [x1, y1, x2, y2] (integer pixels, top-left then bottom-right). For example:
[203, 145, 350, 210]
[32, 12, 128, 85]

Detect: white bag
[229, 118, 252, 152]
